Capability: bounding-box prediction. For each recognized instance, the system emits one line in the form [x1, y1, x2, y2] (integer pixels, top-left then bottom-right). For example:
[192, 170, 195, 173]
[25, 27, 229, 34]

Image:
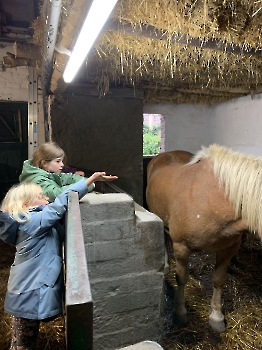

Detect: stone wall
[80, 192, 165, 350]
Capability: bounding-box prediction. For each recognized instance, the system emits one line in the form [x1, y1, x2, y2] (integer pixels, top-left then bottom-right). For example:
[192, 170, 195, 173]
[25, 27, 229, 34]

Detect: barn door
[0, 102, 28, 200]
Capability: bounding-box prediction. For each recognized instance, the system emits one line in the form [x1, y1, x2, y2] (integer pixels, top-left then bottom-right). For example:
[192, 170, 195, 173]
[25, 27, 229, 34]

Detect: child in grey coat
[0, 172, 117, 349]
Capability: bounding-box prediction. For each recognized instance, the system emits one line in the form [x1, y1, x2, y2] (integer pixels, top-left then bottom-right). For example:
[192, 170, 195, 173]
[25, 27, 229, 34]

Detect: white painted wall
[210, 94, 262, 156]
[144, 94, 262, 157]
[144, 103, 212, 153]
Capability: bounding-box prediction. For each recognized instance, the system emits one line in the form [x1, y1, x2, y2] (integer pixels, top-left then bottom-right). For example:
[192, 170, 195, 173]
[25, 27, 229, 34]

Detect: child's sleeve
[60, 172, 94, 192]
[33, 179, 89, 229]
[39, 173, 94, 202]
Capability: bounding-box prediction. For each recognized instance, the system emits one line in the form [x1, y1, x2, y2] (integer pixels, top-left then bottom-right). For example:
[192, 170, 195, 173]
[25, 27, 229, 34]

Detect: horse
[146, 144, 262, 333]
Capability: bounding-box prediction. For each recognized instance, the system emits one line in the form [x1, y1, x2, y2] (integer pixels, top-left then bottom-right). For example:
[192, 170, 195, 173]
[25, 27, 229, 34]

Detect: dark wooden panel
[0, 142, 28, 200]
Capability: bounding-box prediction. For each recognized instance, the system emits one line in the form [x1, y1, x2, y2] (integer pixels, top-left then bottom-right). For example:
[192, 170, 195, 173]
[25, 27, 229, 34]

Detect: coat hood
[19, 159, 48, 182]
[0, 212, 19, 245]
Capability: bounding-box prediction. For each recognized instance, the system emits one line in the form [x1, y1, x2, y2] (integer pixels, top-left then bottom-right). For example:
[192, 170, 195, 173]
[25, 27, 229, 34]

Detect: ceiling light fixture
[63, 0, 118, 83]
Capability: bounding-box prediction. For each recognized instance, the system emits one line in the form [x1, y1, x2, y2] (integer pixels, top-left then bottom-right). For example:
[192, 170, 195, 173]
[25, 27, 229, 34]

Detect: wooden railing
[65, 192, 93, 350]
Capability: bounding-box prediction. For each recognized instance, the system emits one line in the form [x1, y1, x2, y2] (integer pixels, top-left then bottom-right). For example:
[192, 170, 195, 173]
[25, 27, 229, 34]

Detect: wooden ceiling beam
[106, 20, 262, 57]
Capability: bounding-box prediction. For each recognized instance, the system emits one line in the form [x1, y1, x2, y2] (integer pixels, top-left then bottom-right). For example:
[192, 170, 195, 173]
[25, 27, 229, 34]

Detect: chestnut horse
[146, 144, 262, 333]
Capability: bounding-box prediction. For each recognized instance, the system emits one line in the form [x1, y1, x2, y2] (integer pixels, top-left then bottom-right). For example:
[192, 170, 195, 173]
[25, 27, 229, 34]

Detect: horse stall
[65, 158, 262, 350]
[2, 159, 262, 349]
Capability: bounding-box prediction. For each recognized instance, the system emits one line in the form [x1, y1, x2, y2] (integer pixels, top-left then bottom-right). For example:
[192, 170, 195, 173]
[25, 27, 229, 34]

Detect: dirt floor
[162, 232, 262, 350]
[1, 233, 262, 349]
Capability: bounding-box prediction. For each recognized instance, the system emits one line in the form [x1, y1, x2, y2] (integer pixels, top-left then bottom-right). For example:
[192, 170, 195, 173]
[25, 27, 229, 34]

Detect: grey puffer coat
[0, 178, 88, 320]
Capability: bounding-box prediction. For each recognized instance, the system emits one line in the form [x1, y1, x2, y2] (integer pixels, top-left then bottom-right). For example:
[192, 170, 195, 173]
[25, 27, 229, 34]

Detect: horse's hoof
[173, 313, 188, 326]
[209, 318, 226, 333]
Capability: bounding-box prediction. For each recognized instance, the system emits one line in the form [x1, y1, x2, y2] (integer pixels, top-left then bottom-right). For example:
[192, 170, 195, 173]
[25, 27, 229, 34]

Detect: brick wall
[143, 114, 161, 127]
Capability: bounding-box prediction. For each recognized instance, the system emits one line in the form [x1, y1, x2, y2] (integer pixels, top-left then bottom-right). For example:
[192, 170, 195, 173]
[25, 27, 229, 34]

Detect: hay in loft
[86, 0, 262, 103]
[31, 0, 70, 52]
[143, 89, 243, 105]
[31, 16, 44, 47]
[112, 0, 262, 48]
[88, 30, 262, 99]
[31, 0, 262, 104]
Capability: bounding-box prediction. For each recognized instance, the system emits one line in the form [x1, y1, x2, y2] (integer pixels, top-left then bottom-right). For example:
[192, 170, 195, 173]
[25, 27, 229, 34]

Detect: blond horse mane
[189, 144, 262, 235]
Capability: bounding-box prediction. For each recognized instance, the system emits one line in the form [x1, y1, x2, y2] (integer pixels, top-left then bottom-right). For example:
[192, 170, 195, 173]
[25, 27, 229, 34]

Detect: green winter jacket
[19, 159, 94, 202]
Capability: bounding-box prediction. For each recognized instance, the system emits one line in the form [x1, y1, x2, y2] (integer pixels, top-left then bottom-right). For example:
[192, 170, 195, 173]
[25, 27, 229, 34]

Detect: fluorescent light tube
[63, 0, 118, 83]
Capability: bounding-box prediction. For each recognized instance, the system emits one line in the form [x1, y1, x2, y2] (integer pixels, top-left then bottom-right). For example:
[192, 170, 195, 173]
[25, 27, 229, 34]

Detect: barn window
[143, 113, 165, 155]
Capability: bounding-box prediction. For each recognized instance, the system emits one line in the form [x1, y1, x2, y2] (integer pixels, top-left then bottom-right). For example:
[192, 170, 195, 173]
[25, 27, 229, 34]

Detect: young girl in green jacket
[19, 142, 117, 202]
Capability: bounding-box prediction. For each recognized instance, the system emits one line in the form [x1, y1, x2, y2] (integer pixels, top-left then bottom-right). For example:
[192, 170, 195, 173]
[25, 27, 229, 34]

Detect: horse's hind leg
[164, 229, 174, 274]
[209, 239, 242, 333]
[172, 243, 190, 325]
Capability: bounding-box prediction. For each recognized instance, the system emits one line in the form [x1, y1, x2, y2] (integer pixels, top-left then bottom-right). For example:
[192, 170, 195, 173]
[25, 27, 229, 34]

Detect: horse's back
[147, 150, 193, 182]
[146, 150, 194, 225]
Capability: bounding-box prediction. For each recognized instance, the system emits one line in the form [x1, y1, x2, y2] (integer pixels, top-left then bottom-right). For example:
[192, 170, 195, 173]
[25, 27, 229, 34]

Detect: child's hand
[86, 172, 118, 185]
[75, 170, 85, 176]
[100, 175, 118, 181]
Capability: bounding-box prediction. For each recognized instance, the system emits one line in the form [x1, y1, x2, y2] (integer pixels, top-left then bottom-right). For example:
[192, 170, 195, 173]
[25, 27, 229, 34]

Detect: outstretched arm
[85, 172, 118, 187]
[30, 174, 118, 230]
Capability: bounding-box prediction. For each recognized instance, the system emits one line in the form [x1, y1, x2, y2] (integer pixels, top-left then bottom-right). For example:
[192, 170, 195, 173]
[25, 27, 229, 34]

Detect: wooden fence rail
[65, 192, 93, 350]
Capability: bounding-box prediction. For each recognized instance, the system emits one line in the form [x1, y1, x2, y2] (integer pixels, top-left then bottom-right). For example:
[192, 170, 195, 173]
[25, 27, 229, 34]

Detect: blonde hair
[31, 142, 65, 168]
[1, 183, 43, 223]
[189, 144, 262, 235]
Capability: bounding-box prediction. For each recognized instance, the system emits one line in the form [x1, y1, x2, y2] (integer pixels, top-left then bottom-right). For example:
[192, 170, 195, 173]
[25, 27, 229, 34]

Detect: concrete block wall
[0, 64, 46, 146]
[0, 42, 28, 102]
[0, 66, 29, 102]
[80, 192, 165, 350]
[0, 42, 45, 145]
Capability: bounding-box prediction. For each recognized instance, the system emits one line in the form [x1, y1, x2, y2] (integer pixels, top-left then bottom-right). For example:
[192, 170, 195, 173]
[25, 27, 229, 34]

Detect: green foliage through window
[143, 124, 161, 155]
